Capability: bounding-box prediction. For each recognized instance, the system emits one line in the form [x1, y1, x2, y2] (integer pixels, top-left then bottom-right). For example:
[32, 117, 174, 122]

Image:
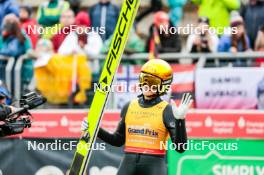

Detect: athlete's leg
[136, 154, 167, 175]
[117, 154, 137, 175]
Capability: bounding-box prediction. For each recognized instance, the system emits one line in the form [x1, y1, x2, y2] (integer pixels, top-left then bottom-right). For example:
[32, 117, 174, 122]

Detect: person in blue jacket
[0, 14, 32, 93]
[218, 12, 251, 66]
[0, 14, 31, 58]
[0, 0, 19, 25]
[218, 11, 250, 53]
[89, 0, 120, 41]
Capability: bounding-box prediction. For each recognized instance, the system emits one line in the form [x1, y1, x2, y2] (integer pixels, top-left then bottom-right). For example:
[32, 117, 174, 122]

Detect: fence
[91, 52, 264, 67]
[14, 54, 33, 100]
[0, 56, 15, 92]
[2, 51, 264, 105]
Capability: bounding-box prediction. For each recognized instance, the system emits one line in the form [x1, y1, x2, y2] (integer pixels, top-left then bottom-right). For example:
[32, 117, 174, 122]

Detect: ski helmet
[139, 59, 173, 95]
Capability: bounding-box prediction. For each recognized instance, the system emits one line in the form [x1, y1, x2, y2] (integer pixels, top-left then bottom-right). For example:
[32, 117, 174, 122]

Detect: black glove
[0, 104, 12, 121]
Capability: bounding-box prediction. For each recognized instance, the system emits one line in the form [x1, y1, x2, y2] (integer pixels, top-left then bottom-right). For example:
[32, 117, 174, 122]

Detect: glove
[81, 119, 88, 131]
[171, 93, 193, 119]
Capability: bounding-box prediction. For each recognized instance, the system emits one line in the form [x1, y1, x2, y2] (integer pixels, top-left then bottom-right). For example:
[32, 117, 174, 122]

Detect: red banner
[186, 111, 264, 139]
[17, 110, 264, 139]
[19, 110, 119, 138]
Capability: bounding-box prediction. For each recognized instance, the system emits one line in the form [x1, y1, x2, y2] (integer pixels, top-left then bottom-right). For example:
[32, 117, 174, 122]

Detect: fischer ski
[69, 0, 141, 174]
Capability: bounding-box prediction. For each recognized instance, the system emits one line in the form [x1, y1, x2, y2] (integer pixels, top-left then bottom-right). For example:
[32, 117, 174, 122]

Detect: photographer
[0, 104, 20, 137]
[0, 92, 46, 137]
[186, 17, 219, 53]
[0, 81, 13, 119]
[0, 102, 12, 121]
[0, 91, 17, 137]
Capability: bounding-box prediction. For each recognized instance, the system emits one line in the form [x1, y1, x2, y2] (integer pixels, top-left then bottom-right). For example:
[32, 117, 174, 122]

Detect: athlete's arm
[163, 104, 187, 153]
[97, 102, 129, 147]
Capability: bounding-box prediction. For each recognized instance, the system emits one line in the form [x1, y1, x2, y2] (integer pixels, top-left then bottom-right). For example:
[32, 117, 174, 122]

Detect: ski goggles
[139, 72, 162, 87]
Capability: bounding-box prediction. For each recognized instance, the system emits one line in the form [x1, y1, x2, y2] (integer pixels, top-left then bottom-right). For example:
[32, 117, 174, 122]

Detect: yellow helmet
[139, 59, 173, 95]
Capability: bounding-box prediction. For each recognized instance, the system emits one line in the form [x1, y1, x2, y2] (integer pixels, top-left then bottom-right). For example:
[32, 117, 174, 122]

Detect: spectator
[0, 14, 32, 93]
[74, 11, 91, 32]
[257, 78, 264, 110]
[167, 0, 187, 26]
[0, 14, 31, 58]
[19, 5, 39, 49]
[37, 0, 69, 27]
[89, 0, 119, 41]
[186, 17, 219, 53]
[218, 12, 250, 53]
[255, 26, 264, 51]
[32, 39, 92, 105]
[146, 11, 181, 58]
[136, 0, 163, 23]
[51, 9, 75, 52]
[192, 0, 240, 35]
[241, 0, 264, 49]
[255, 26, 264, 65]
[57, 11, 101, 56]
[75, 11, 101, 56]
[0, 0, 19, 25]
[28, 39, 54, 68]
[56, 11, 102, 78]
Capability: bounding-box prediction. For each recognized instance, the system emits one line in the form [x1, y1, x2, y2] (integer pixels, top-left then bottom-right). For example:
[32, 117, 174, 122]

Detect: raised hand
[171, 93, 193, 119]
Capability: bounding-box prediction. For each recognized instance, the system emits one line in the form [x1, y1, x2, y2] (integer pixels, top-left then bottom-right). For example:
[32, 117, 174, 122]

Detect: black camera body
[0, 92, 46, 137]
[19, 92, 46, 110]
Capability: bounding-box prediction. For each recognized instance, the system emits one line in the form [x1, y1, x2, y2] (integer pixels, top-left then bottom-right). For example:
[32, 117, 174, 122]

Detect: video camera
[1, 92, 46, 137]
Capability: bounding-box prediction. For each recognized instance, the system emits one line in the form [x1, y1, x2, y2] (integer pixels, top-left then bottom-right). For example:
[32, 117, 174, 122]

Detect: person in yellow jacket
[37, 0, 70, 39]
[82, 59, 192, 175]
[31, 39, 92, 104]
[192, 0, 240, 35]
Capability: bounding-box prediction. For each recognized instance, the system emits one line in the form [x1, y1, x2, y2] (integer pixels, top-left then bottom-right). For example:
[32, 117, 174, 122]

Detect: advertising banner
[18, 110, 264, 139]
[19, 110, 120, 138]
[0, 139, 122, 175]
[1, 110, 263, 175]
[195, 68, 264, 109]
[168, 139, 264, 175]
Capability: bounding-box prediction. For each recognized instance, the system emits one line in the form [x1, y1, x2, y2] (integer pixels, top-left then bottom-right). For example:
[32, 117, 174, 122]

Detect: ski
[69, 0, 141, 174]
